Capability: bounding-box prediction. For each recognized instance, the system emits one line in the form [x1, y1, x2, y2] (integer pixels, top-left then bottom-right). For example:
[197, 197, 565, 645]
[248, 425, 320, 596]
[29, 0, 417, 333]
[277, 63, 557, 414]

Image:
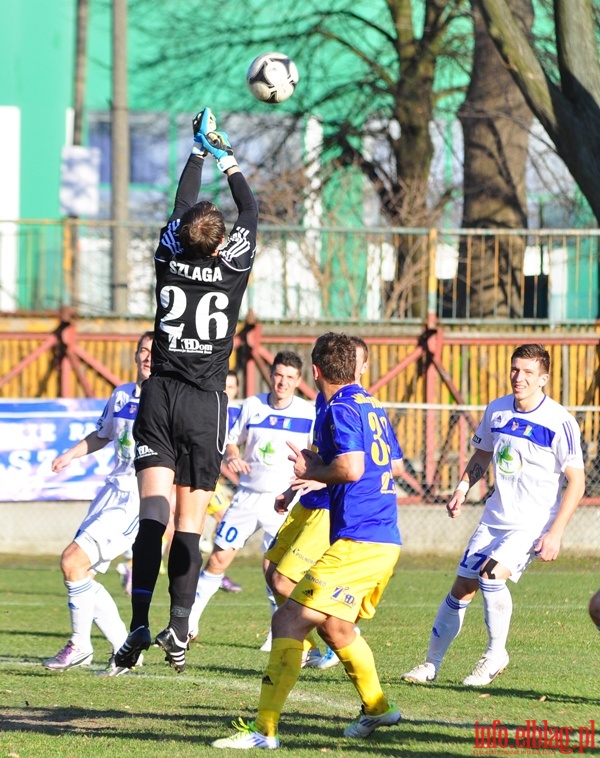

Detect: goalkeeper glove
[191, 108, 217, 157]
[196, 130, 238, 172]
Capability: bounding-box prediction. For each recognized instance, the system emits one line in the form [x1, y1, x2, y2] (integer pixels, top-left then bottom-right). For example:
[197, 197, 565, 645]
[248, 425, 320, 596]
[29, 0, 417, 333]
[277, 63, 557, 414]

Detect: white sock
[188, 571, 224, 632]
[65, 577, 95, 651]
[426, 592, 471, 669]
[92, 580, 128, 651]
[479, 577, 512, 660]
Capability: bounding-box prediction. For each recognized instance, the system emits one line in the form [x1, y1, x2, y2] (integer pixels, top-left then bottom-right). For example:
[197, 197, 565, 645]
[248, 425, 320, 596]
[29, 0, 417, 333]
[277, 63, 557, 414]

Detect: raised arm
[167, 108, 220, 223]
[228, 171, 258, 227]
[168, 153, 204, 223]
[195, 125, 258, 237]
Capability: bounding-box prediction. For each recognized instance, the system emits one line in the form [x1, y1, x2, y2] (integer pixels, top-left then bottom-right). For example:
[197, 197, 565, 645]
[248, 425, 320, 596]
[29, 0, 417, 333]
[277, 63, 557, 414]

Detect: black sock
[167, 531, 203, 640]
[130, 519, 166, 631]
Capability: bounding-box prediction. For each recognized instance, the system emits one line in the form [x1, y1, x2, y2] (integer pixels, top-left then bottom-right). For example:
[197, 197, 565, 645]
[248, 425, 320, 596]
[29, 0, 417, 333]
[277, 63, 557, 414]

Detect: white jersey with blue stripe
[472, 393, 584, 531]
[95, 382, 140, 492]
[227, 392, 315, 493]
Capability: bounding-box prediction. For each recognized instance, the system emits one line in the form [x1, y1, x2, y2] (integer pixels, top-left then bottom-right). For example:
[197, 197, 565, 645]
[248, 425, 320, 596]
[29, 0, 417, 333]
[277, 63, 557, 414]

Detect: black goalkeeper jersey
[150, 154, 258, 391]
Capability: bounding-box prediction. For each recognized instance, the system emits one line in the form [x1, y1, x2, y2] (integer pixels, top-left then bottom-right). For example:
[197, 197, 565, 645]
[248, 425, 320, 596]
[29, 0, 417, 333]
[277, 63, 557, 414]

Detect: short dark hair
[349, 335, 368, 361]
[312, 332, 356, 384]
[271, 351, 303, 374]
[136, 331, 154, 352]
[179, 201, 226, 259]
[511, 343, 550, 374]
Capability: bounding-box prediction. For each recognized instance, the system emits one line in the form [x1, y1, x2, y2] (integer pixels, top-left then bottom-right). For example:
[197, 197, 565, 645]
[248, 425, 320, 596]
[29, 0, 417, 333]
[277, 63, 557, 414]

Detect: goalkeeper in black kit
[115, 108, 258, 673]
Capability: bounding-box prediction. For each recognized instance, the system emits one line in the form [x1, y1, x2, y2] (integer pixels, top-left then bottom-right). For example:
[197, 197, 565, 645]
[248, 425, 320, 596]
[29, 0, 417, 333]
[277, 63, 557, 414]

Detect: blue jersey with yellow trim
[300, 393, 330, 511]
[318, 383, 402, 545]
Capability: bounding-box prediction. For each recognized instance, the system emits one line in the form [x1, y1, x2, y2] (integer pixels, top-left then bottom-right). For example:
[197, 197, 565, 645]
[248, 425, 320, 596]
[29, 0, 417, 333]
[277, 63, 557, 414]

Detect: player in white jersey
[203, 369, 244, 592]
[402, 344, 585, 688]
[187, 351, 314, 640]
[42, 332, 153, 675]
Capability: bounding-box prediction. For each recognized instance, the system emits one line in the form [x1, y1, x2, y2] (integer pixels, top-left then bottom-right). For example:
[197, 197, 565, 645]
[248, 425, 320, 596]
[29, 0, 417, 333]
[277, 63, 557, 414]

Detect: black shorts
[133, 375, 227, 490]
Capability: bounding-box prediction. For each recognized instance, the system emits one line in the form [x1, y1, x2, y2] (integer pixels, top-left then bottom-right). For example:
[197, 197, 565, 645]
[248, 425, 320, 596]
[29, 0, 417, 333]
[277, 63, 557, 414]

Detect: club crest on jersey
[496, 442, 523, 477]
[512, 421, 520, 431]
[269, 416, 278, 426]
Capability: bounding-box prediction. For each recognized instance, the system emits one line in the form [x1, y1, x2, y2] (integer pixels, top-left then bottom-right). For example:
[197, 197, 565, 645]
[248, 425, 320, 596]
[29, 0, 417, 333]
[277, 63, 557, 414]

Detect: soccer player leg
[274, 506, 332, 663]
[159, 486, 212, 668]
[291, 539, 401, 737]
[463, 528, 532, 686]
[336, 543, 400, 733]
[403, 525, 485, 684]
[189, 492, 256, 640]
[85, 488, 138, 657]
[256, 601, 322, 739]
[259, 493, 288, 611]
[43, 539, 96, 670]
[212, 600, 316, 749]
[407, 576, 476, 682]
[131, 467, 172, 627]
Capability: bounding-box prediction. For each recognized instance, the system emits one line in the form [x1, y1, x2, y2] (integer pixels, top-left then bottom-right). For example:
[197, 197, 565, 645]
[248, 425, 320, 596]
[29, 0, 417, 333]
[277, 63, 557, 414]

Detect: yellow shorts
[206, 478, 234, 516]
[290, 538, 400, 623]
[265, 504, 330, 583]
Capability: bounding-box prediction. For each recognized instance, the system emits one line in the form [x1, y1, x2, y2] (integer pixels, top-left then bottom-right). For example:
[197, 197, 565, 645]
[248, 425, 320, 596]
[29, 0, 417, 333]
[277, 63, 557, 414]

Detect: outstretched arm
[168, 153, 204, 223]
[167, 108, 219, 223]
[51, 430, 109, 473]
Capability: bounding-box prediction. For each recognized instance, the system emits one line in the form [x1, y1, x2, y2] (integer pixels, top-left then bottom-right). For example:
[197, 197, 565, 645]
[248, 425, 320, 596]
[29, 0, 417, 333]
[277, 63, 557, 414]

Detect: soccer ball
[246, 52, 299, 104]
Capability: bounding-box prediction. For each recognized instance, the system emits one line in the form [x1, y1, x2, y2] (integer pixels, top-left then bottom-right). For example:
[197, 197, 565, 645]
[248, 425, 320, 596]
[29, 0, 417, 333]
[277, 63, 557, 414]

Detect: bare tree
[478, 0, 600, 223]
[132, 0, 470, 317]
[457, 0, 534, 317]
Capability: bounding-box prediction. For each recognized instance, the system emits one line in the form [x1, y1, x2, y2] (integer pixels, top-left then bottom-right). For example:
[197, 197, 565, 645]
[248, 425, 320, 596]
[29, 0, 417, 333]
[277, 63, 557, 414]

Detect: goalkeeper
[115, 108, 258, 674]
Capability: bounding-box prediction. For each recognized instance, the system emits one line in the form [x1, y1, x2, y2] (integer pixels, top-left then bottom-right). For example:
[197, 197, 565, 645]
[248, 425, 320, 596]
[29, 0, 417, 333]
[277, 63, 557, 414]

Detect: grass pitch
[0, 552, 598, 757]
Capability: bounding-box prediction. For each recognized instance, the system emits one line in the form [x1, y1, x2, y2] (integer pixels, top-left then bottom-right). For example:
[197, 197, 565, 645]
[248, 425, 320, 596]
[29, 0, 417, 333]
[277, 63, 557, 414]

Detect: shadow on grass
[395, 678, 597, 706]
[0, 703, 476, 756]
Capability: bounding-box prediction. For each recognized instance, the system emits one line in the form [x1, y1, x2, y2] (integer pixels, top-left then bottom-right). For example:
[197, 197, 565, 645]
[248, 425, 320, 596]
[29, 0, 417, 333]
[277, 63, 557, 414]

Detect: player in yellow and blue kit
[213, 332, 404, 749]
[264, 337, 370, 668]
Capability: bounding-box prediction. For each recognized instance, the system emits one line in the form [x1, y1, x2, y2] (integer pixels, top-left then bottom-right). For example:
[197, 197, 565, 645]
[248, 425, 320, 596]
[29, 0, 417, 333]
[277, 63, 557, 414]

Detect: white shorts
[74, 481, 140, 573]
[213, 487, 287, 552]
[456, 522, 541, 584]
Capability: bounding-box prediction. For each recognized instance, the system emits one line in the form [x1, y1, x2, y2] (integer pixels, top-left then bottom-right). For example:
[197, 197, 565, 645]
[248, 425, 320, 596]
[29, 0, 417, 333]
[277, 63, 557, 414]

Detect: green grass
[1, 552, 599, 757]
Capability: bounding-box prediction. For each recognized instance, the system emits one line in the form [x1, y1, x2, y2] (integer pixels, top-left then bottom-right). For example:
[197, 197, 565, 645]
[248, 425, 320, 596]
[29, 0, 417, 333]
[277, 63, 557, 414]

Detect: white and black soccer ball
[246, 52, 299, 104]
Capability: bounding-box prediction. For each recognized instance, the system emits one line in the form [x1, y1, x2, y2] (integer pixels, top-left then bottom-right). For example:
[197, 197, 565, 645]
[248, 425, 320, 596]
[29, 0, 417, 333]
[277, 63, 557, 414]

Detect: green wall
[0, 0, 75, 220]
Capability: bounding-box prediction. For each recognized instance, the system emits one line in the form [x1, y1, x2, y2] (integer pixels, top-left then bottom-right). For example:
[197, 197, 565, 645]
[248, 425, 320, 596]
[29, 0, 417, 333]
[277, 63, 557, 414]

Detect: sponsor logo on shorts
[332, 586, 356, 608]
[136, 444, 157, 459]
[291, 547, 312, 564]
[304, 571, 326, 587]
[472, 434, 482, 444]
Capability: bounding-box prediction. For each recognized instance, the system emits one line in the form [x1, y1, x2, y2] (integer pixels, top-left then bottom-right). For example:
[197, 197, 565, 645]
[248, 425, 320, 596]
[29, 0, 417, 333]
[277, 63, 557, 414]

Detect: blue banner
[0, 399, 115, 502]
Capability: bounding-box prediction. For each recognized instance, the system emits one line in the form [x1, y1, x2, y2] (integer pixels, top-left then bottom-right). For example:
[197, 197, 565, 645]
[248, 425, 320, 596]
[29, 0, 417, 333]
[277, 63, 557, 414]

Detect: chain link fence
[385, 402, 600, 554]
[386, 402, 600, 503]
